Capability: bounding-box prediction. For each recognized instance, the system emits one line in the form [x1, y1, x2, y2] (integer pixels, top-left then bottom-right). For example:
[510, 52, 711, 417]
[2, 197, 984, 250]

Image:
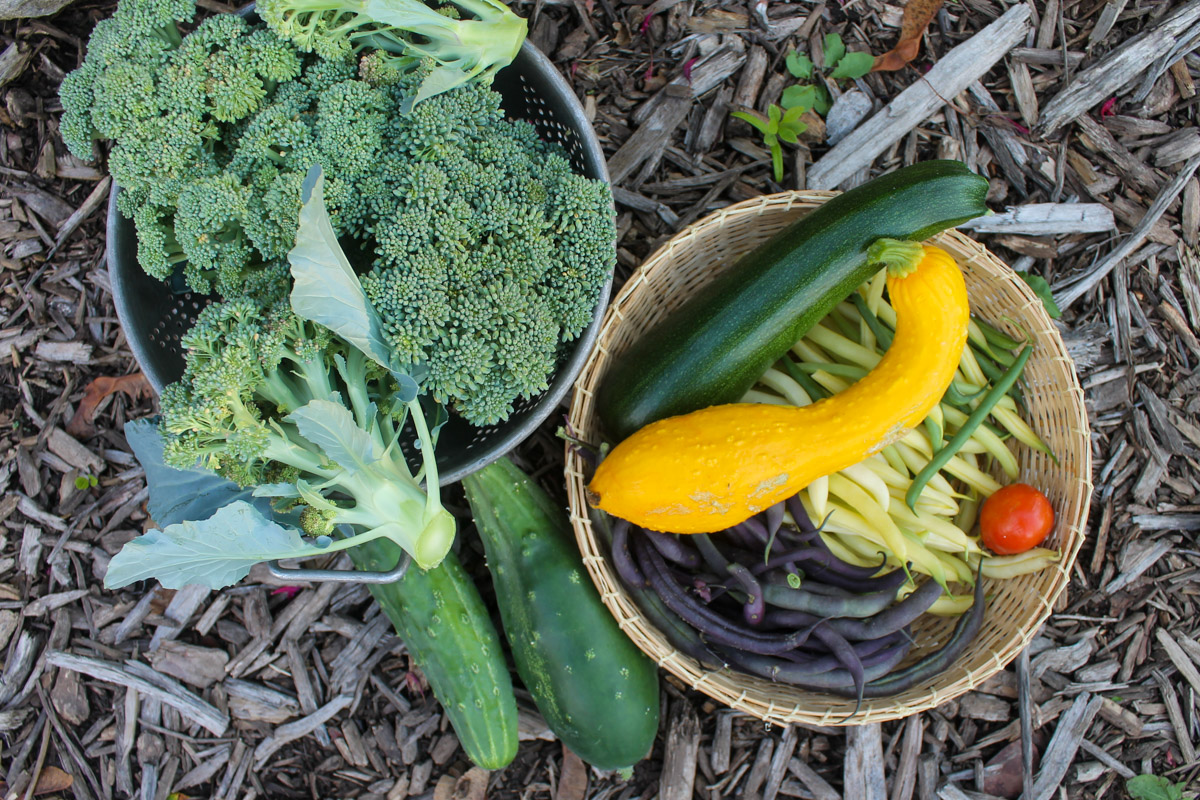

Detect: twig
[252, 694, 353, 769]
[1017, 648, 1034, 800]
[1053, 154, 1200, 311]
[44, 651, 229, 735]
[1022, 693, 1103, 800]
[1037, 0, 1200, 136]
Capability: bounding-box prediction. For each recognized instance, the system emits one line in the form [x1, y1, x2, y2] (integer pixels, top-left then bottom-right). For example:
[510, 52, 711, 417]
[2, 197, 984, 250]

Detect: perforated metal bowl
[107, 40, 612, 490]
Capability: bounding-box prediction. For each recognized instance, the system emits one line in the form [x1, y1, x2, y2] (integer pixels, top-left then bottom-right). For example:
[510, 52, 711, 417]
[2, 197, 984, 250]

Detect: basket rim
[565, 189, 1094, 726]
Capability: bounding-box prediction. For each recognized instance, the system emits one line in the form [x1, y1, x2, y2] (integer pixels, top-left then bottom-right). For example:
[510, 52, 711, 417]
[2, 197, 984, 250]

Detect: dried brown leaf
[872, 0, 946, 72]
[0, 766, 75, 796]
[65, 373, 152, 438]
[557, 745, 589, 800]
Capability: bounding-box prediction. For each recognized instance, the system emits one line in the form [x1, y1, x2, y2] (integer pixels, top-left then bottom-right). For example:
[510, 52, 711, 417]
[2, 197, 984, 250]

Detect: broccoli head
[359, 83, 615, 425]
[60, 0, 301, 190]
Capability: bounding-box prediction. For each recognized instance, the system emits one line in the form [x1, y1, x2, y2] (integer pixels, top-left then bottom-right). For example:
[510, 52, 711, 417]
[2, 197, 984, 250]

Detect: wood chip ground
[2, 0, 1200, 797]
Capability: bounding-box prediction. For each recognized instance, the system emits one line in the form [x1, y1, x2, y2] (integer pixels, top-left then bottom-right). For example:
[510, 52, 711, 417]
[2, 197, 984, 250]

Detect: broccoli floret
[160, 296, 455, 569]
[355, 84, 613, 424]
[60, 0, 300, 187]
[256, 0, 526, 111]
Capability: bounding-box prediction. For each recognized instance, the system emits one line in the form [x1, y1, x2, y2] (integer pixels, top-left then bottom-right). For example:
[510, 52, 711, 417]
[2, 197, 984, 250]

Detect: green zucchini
[463, 457, 660, 770]
[596, 160, 990, 442]
[349, 539, 519, 770]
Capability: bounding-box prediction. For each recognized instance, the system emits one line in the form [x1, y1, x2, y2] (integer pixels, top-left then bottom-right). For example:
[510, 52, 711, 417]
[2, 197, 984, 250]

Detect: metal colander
[107, 40, 613, 490]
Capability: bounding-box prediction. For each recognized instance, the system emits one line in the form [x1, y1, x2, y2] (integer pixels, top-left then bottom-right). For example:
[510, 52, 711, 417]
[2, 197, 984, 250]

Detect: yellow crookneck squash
[588, 238, 970, 538]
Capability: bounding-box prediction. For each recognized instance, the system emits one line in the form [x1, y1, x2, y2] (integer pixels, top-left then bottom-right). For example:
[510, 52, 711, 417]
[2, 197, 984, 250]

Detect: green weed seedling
[732, 33, 875, 183]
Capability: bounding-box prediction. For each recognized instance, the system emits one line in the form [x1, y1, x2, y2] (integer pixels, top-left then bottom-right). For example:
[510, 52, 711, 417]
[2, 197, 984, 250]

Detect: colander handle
[265, 553, 411, 584]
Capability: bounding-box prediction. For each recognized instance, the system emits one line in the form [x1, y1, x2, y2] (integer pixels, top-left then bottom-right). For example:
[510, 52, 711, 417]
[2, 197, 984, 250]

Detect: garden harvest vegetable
[60, 0, 615, 424]
[589, 239, 970, 541]
[103, 169, 456, 583]
[349, 539, 519, 769]
[463, 457, 659, 771]
[118, 421, 520, 770]
[595, 160, 989, 443]
[257, 0, 527, 110]
[980, 483, 1055, 555]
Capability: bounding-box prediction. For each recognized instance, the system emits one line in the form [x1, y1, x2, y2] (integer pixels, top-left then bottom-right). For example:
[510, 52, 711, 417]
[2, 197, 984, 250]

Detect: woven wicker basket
[565, 191, 1093, 726]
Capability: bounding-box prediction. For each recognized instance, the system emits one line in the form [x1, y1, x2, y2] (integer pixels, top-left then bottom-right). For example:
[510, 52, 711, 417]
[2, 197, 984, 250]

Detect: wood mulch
[2, 0, 1199, 797]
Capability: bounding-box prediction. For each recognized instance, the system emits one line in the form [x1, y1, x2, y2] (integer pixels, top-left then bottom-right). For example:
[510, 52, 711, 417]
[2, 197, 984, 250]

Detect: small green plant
[1127, 774, 1188, 800]
[785, 33, 875, 116]
[730, 104, 809, 183]
[731, 33, 874, 183]
[74, 474, 99, 490]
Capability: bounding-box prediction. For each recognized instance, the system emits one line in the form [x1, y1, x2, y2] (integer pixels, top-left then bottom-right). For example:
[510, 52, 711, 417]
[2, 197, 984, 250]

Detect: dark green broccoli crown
[69, 1, 611, 427]
[357, 83, 614, 424]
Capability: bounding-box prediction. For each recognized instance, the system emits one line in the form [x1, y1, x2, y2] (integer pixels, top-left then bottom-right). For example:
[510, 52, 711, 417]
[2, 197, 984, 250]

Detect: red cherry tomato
[979, 483, 1054, 555]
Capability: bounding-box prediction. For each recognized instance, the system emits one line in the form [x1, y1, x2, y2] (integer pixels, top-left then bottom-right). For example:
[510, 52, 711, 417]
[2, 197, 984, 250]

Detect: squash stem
[868, 238, 926, 279]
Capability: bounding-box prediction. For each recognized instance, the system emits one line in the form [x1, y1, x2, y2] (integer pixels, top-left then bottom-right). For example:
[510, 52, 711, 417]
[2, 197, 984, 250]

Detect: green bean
[807, 323, 881, 370]
[906, 345, 1033, 511]
[782, 356, 829, 402]
[743, 388, 787, 406]
[925, 404, 944, 451]
[973, 316, 1026, 351]
[940, 381, 988, 410]
[942, 405, 1019, 479]
[851, 293, 895, 350]
[797, 362, 870, 380]
[758, 367, 813, 407]
[828, 305, 863, 341]
[989, 403, 1054, 457]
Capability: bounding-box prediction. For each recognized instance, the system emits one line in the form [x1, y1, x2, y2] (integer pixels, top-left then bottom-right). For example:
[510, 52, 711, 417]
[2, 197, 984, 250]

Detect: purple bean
[765, 501, 785, 539]
[776, 631, 908, 676]
[643, 529, 703, 569]
[763, 578, 945, 641]
[727, 564, 766, 626]
[635, 537, 823, 656]
[786, 494, 816, 533]
[593, 511, 725, 668]
[732, 515, 768, 541]
[762, 578, 897, 619]
[718, 637, 911, 690]
[691, 534, 766, 626]
[751, 548, 895, 585]
[813, 624, 865, 708]
[609, 518, 645, 588]
[859, 569, 986, 698]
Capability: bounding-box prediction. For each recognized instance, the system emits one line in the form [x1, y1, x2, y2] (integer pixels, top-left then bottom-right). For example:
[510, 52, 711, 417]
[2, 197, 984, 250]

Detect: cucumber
[348, 539, 519, 770]
[463, 456, 660, 770]
[595, 160, 990, 442]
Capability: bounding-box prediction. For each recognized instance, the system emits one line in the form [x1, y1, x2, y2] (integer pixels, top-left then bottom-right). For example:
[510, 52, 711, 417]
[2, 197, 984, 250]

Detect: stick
[958, 203, 1115, 235]
[845, 724, 888, 800]
[1053, 154, 1200, 311]
[807, 4, 1031, 190]
[1023, 693, 1103, 800]
[44, 651, 229, 736]
[1036, 0, 1200, 136]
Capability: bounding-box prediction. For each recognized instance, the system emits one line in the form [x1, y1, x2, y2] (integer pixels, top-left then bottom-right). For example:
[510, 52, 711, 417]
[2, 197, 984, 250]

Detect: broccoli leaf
[125, 418, 272, 528]
[104, 500, 329, 590]
[287, 398, 383, 473]
[289, 165, 397, 373]
[829, 51, 875, 81]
